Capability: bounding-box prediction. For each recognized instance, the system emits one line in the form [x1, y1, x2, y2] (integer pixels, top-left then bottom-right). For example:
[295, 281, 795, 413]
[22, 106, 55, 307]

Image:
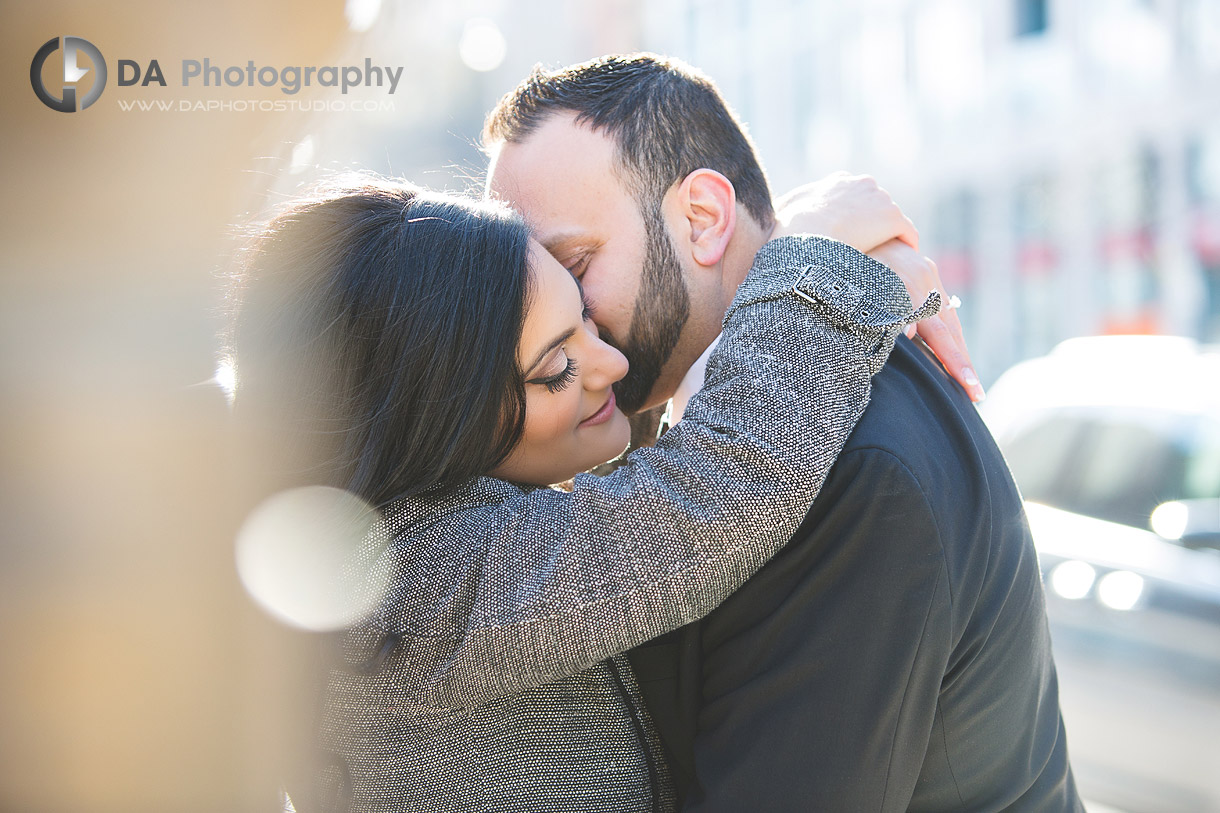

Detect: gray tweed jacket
[299, 237, 939, 813]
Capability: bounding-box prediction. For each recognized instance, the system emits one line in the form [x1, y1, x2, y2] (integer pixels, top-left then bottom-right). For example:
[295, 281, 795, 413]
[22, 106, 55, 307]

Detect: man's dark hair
[483, 53, 774, 228]
[226, 177, 532, 506]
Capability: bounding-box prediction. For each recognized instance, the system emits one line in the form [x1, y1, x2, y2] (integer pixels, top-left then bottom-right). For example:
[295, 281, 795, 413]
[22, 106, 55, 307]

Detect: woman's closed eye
[530, 356, 580, 393]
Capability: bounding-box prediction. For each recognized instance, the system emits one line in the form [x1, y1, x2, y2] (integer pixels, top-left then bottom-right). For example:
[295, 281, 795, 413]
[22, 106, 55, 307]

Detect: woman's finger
[916, 312, 984, 402]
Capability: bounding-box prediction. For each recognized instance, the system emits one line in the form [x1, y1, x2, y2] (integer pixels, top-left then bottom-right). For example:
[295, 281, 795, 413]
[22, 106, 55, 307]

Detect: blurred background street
[2, 0, 1218, 810]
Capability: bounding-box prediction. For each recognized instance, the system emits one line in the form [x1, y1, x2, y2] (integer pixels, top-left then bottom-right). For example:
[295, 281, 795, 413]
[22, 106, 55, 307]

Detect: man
[483, 53, 1082, 810]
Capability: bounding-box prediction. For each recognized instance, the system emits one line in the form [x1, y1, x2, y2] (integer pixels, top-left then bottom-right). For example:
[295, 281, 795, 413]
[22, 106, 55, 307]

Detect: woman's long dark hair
[225, 177, 532, 506]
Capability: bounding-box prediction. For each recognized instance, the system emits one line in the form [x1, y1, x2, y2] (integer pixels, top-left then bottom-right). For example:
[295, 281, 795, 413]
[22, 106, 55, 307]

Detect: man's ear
[673, 169, 737, 268]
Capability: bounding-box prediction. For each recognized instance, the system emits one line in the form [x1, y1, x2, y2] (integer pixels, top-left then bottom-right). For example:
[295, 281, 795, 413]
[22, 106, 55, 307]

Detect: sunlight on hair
[459, 18, 506, 73]
[235, 486, 388, 631]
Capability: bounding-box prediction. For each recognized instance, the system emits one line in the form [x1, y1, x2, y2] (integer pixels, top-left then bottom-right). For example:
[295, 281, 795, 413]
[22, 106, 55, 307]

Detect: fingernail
[905, 324, 916, 338]
[963, 367, 986, 402]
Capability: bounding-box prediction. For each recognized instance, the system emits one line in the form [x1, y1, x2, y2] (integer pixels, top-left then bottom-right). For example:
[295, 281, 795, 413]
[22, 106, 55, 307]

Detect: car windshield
[1003, 408, 1220, 531]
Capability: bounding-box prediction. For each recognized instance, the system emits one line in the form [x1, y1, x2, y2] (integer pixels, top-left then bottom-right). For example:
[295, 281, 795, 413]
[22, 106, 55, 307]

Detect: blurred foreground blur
[0, 3, 354, 810]
[983, 336, 1220, 812]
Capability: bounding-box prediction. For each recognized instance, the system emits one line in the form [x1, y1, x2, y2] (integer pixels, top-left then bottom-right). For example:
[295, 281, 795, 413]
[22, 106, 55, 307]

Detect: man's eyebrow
[526, 327, 578, 377]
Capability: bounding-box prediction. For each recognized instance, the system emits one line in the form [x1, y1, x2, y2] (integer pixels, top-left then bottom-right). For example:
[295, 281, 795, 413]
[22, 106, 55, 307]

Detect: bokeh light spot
[235, 486, 388, 631]
[459, 19, 507, 73]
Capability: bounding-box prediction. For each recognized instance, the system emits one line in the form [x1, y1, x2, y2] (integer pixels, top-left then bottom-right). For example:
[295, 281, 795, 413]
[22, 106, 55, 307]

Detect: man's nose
[592, 320, 626, 356]
[585, 333, 629, 389]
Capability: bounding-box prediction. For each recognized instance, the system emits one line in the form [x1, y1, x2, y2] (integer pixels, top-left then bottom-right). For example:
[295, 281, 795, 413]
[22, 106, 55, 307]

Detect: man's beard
[610, 209, 691, 415]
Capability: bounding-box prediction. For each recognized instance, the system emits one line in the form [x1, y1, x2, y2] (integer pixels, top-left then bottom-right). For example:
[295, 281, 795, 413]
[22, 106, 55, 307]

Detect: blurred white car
[980, 335, 1220, 813]
[983, 335, 1220, 533]
[983, 335, 1220, 619]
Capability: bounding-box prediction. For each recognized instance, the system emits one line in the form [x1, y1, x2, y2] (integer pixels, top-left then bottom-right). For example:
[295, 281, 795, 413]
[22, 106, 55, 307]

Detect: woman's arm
[775, 173, 982, 401]
[352, 236, 939, 708]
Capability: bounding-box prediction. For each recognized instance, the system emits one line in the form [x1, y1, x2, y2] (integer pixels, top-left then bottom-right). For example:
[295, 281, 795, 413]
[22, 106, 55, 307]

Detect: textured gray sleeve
[362, 236, 939, 709]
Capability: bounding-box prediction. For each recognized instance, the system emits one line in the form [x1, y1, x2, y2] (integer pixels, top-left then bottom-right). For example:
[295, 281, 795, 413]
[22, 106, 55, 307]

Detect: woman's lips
[579, 390, 616, 428]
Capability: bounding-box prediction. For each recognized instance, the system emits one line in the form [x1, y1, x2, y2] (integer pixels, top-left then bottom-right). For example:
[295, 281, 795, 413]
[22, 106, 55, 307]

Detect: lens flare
[345, 0, 382, 32]
[214, 356, 237, 403]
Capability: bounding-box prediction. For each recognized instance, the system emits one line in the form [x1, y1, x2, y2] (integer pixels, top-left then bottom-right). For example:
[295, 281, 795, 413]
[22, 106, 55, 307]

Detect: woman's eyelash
[568, 267, 595, 320]
[540, 358, 579, 393]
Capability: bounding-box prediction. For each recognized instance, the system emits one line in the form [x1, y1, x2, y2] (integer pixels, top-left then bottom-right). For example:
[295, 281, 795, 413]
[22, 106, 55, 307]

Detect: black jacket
[629, 337, 1084, 812]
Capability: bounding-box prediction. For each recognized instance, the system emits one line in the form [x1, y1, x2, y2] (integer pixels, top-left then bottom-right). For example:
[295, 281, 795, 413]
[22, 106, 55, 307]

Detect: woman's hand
[773, 173, 983, 402]
[867, 239, 984, 403]
[774, 172, 917, 253]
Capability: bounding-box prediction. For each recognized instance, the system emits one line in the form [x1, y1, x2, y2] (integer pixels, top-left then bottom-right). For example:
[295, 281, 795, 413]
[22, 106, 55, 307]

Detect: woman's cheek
[523, 390, 575, 447]
[549, 388, 581, 437]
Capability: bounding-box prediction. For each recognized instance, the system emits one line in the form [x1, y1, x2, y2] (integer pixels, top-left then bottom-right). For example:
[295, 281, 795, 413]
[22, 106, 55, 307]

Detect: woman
[227, 176, 935, 812]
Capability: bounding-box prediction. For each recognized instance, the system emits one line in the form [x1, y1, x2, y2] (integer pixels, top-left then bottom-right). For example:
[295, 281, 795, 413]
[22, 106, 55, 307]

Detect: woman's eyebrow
[526, 327, 577, 376]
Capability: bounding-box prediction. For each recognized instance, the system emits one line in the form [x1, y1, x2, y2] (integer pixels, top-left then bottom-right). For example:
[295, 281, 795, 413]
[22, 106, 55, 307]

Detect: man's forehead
[487, 114, 618, 193]
[486, 154, 584, 241]
[486, 121, 628, 252]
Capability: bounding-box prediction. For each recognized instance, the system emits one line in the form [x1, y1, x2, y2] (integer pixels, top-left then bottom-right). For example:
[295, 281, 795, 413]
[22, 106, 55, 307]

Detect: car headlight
[1096, 570, 1145, 611]
[1049, 560, 1096, 600]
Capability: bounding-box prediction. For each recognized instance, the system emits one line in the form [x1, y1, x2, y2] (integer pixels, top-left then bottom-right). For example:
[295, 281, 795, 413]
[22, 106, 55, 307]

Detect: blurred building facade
[640, 0, 1220, 381]
[255, 0, 1220, 383]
